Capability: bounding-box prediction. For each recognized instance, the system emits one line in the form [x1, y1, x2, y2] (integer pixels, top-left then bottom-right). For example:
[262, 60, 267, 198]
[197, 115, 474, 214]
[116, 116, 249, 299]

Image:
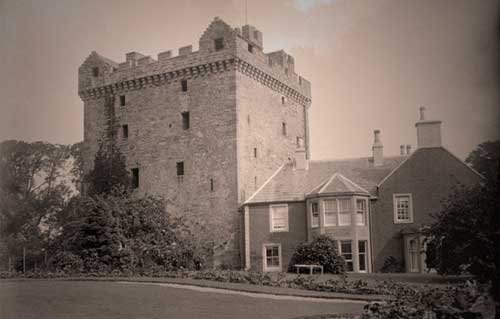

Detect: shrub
[288, 235, 346, 274]
[380, 256, 404, 273]
[50, 251, 84, 273]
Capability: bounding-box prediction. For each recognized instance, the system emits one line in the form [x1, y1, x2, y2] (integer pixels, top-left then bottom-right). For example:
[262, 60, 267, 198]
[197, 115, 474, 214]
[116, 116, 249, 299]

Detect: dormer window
[214, 38, 224, 51]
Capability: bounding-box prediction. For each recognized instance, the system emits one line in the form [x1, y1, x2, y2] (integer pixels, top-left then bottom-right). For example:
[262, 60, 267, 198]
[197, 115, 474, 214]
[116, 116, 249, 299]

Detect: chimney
[415, 107, 442, 148]
[400, 145, 405, 156]
[294, 137, 308, 170]
[406, 144, 412, 155]
[372, 130, 383, 166]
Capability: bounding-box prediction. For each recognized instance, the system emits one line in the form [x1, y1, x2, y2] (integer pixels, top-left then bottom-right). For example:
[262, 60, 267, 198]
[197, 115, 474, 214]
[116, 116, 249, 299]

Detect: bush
[288, 235, 345, 274]
[380, 256, 404, 273]
[50, 251, 84, 273]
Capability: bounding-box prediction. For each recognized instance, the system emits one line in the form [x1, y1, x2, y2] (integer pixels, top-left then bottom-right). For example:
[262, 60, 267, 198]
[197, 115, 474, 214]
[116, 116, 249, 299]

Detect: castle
[80, 18, 481, 273]
[78, 17, 311, 267]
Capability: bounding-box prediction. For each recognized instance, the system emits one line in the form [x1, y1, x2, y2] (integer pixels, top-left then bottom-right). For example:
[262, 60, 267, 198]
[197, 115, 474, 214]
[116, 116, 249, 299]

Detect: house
[241, 107, 482, 273]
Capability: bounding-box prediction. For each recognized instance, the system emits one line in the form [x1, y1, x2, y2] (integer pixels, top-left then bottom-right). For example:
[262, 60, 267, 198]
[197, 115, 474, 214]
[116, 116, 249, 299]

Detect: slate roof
[245, 155, 407, 204]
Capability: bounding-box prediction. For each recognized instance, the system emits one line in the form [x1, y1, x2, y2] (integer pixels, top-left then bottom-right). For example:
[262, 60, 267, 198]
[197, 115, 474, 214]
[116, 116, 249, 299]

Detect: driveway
[0, 280, 365, 318]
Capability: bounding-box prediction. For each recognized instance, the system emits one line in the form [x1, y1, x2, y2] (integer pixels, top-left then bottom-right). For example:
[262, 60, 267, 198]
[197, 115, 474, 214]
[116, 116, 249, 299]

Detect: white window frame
[310, 202, 319, 228]
[269, 204, 289, 232]
[338, 198, 351, 226]
[358, 240, 368, 273]
[339, 240, 354, 272]
[323, 199, 337, 226]
[393, 193, 414, 224]
[263, 243, 282, 272]
[355, 198, 367, 226]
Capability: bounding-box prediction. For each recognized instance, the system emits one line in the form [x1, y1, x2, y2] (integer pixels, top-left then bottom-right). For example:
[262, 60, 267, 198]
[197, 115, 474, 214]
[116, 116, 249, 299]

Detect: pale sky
[1, 0, 499, 160]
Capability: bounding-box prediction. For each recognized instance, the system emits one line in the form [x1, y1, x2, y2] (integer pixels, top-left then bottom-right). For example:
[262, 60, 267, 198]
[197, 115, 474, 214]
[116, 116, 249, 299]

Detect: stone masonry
[78, 18, 312, 267]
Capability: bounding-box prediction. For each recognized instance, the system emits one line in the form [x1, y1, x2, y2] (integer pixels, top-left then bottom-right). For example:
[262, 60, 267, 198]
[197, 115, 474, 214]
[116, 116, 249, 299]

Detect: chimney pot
[419, 107, 426, 121]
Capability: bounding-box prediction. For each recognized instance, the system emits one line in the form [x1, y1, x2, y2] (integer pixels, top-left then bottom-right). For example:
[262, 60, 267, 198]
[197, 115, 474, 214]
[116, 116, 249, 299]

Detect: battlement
[78, 17, 311, 103]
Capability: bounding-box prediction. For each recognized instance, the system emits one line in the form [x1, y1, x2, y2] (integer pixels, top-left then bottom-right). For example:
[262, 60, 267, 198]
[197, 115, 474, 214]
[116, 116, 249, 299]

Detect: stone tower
[78, 17, 311, 267]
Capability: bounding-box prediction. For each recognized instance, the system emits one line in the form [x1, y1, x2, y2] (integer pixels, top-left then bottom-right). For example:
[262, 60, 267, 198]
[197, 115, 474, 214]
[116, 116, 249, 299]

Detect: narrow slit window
[181, 79, 188, 92]
[282, 122, 287, 136]
[92, 67, 99, 77]
[120, 95, 126, 106]
[176, 161, 184, 176]
[254, 148, 257, 158]
[182, 112, 190, 130]
[131, 168, 139, 189]
[122, 125, 128, 139]
[281, 96, 285, 104]
[248, 43, 253, 53]
[210, 178, 214, 191]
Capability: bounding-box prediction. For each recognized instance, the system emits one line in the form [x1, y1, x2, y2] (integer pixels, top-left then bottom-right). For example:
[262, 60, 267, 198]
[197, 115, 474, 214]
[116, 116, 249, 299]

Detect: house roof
[245, 155, 407, 204]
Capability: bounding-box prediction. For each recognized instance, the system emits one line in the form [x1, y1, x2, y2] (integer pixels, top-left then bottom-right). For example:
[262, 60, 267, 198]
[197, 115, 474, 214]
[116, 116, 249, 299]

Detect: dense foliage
[424, 140, 499, 283]
[288, 235, 346, 274]
[0, 140, 76, 271]
[54, 192, 197, 273]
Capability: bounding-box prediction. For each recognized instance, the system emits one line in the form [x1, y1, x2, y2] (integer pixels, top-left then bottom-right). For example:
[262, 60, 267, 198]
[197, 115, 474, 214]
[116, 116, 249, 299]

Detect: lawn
[0, 280, 365, 319]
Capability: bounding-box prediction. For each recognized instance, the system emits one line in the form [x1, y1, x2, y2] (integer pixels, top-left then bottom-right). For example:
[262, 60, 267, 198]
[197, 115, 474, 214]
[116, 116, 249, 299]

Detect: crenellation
[178, 45, 193, 56]
[137, 56, 155, 66]
[79, 18, 312, 268]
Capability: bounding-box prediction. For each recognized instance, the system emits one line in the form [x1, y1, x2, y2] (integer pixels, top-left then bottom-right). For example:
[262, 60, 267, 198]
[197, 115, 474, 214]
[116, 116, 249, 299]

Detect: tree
[465, 139, 500, 180]
[84, 141, 130, 196]
[0, 140, 74, 270]
[57, 192, 196, 272]
[425, 140, 499, 283]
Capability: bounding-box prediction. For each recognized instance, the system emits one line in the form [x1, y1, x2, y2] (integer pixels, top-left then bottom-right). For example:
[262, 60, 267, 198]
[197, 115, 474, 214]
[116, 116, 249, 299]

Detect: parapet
[242, 25, 263, 49]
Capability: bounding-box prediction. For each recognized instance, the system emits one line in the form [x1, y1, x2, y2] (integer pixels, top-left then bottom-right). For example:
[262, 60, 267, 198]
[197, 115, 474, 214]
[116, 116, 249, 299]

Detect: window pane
[339, 199, 351, 212]
[356, 199, 366, 212]
[359, 255, 366, 271]
[346, 261, 354, 272]
[339, 211, 351, 226]
[341, 241, 352, 253]
[324, 211, 337, 226]
[358, 241, 366, 253]
[356, 212, 364, 225]
[265, 246, 280, 267]
[272, 206, 288, 230]
[324, 200, 337, 212]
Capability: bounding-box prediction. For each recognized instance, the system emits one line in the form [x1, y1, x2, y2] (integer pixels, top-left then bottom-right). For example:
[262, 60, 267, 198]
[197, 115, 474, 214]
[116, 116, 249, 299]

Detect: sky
[0, 0, 499, 160]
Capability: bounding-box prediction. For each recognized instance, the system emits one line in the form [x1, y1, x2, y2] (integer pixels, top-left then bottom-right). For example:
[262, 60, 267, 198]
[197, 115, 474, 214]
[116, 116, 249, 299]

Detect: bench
[294, 264, 324, 275]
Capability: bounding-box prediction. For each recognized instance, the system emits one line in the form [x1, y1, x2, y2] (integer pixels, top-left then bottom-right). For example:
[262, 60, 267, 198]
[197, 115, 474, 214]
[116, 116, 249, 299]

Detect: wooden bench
[294, 264, 324, 275]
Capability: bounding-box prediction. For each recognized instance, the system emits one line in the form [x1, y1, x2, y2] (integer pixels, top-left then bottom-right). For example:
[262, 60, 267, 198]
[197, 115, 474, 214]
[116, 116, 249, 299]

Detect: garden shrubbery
[288, 235, 346, 274]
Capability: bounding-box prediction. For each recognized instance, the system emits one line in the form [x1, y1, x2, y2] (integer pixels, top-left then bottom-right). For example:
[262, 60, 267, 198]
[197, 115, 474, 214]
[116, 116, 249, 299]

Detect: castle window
[122, 125, 128, 139]
[393, 194, 413, 223]
[254, 176, 257, 190]
[248, 44, 253, 53]
[210, 178, 214, 191]
[254, 148, 257, 158]
[281, 96, 286, 104]
[176, 161, 184, 176]
[181, 79, 188, 92]
[120, 95, 126, 106]
[92, 67, 99, 77]
[282, 122, 287, 136]
[131, 168, 139, 189]
[247, 114, 251, 125]
[214, 38, 224, 51]
[182, 112, 190, 130]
